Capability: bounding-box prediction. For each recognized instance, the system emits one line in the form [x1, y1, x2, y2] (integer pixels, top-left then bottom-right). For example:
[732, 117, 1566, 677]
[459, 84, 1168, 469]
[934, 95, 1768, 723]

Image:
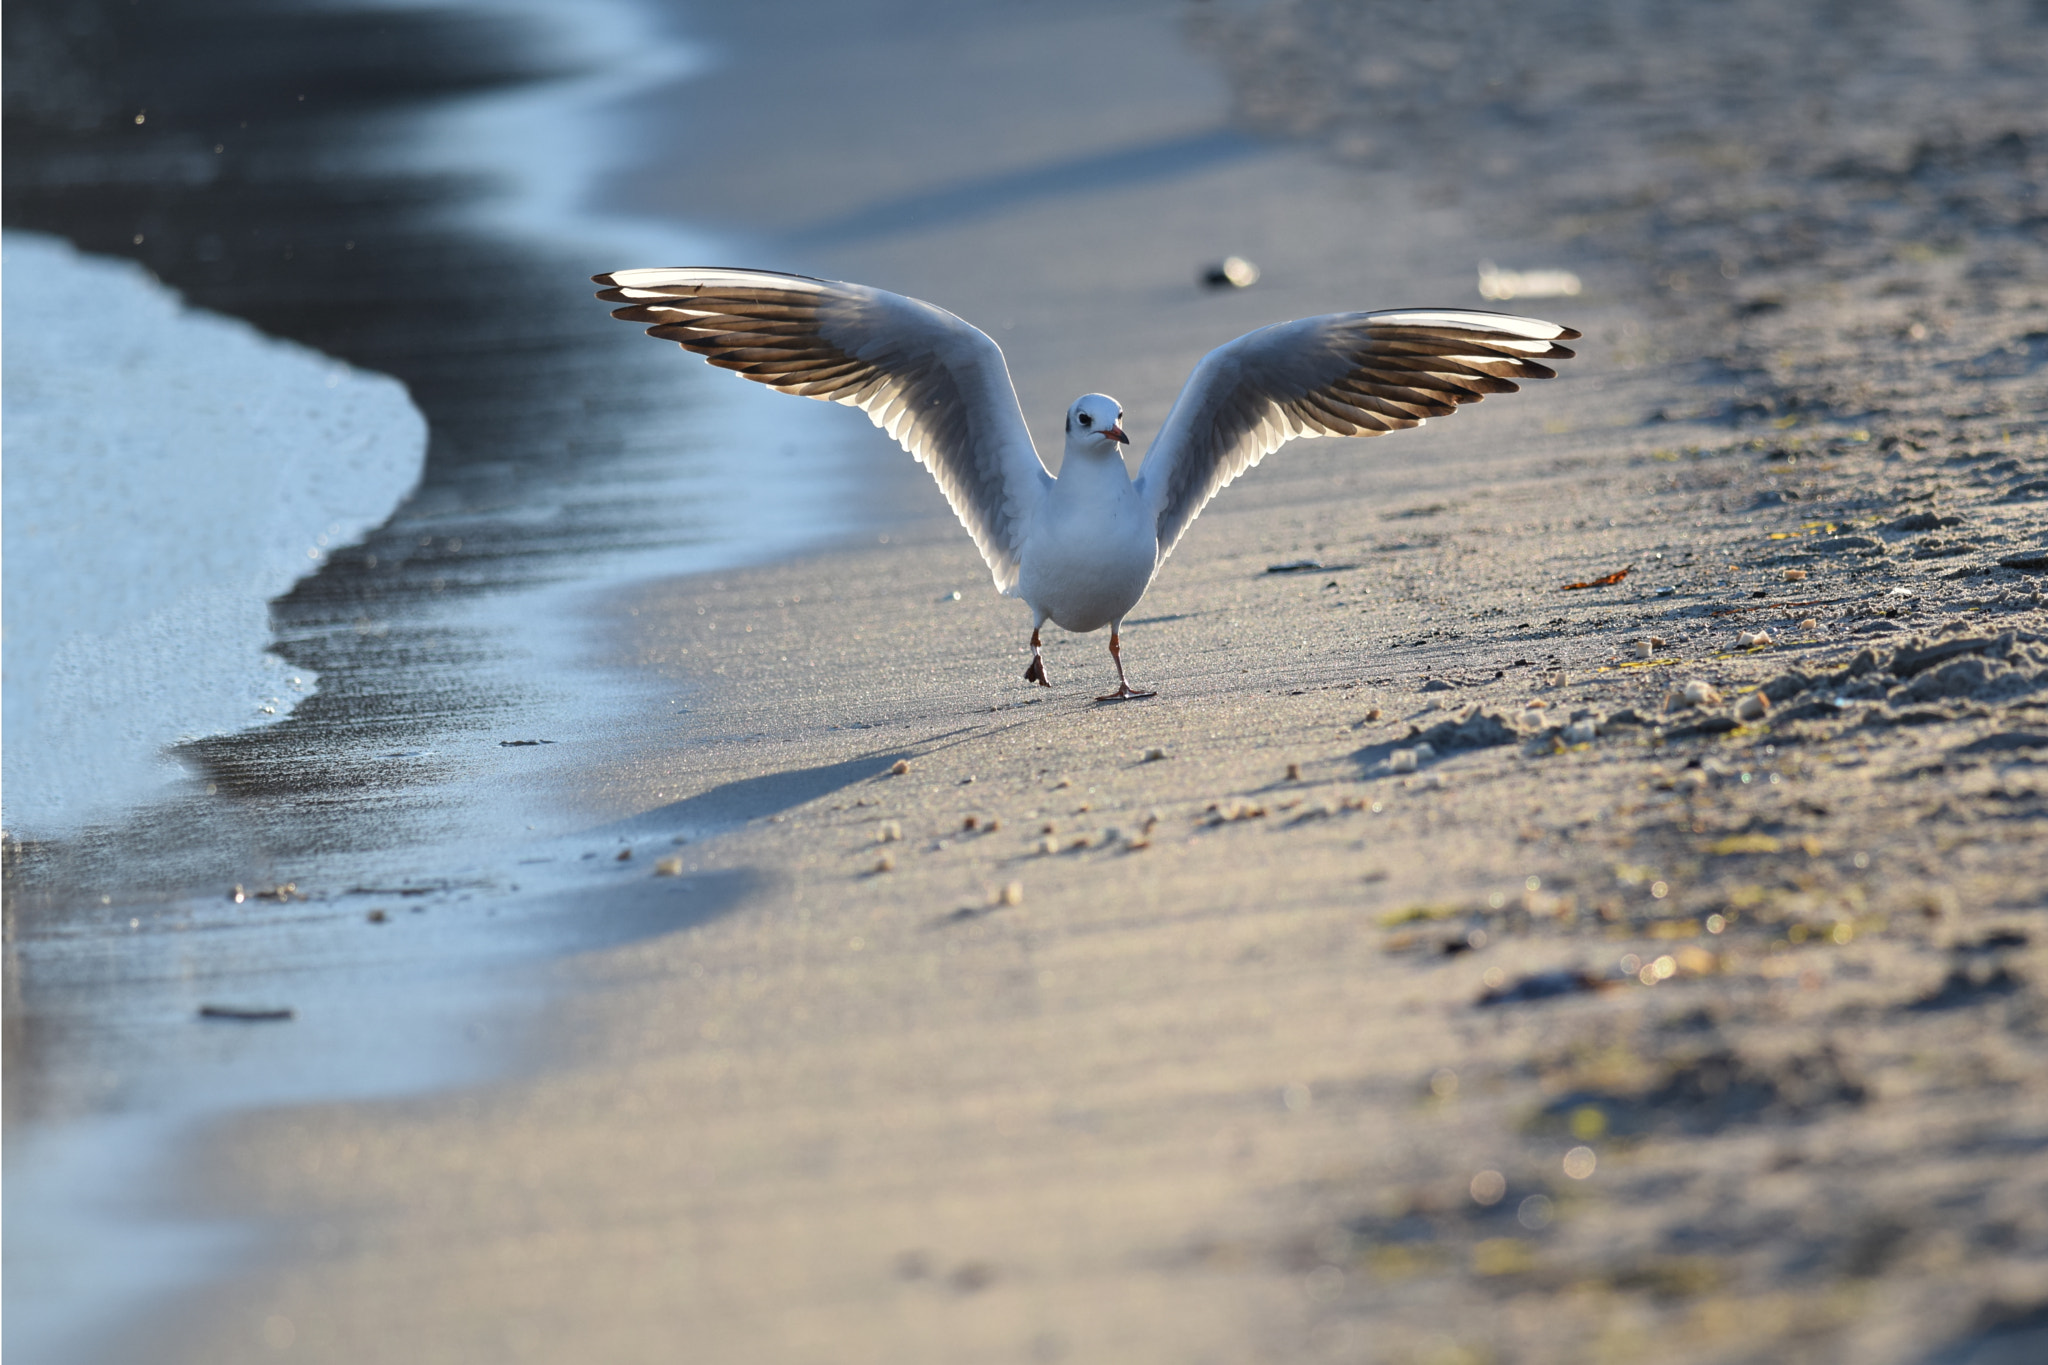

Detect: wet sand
[9, 1, 2048, 1363]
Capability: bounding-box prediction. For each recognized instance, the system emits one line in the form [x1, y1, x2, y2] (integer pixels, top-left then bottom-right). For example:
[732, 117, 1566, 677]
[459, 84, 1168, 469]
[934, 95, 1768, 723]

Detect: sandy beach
[8, 1, 2048, 1362]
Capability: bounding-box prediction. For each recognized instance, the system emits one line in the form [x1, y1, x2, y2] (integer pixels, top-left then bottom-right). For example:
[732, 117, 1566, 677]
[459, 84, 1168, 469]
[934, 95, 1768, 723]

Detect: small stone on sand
[655, 856, 684, 876]
[891, 759, 910, 775]
[1202, 255, 1260, 288]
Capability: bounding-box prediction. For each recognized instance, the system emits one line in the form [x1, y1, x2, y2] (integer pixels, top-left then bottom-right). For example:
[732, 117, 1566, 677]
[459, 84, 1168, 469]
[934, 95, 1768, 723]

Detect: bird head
[1064, 393, 1129, 452]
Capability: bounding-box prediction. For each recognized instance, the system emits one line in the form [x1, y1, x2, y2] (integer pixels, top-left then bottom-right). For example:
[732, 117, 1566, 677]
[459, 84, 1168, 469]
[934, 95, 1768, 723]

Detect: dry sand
[124, 2, 2048, 1362]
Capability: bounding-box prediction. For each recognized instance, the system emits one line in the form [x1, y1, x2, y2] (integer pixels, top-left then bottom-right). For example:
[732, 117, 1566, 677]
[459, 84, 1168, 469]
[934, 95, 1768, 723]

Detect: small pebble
[1000, 881, 1024, 907]
[1681, 680, 1723, 706]
[1635, 640, 1655, 659]
[1037, 836, 1058, 855]
[875, 854, 895, 873]
[891, 759, 910, 775]
[1563, 720, 1598, 744]
[1737, 629, 1773, 648]
[1545, 670, 1569, 687]
[1286, 762, 1302, 782]
[877, 821, 902, 843]
[1735, 692, 1771, 722]
[1525, 698, 1547, 710]
[962, 814, 980, 831]
[366, 908, 388, 924]
[1202, 255, 1260, 288]
[1413, 743, 1436, 761]
[1142, 747, 1168, 762]
[1365, 706, 1383, 722]
[655, 856, 684, 876]
[1798, 617, 1820, 631]
[1389, 749, 1420, 774]
[616, 847, 632, 861]
[984, 816, 1002, 832]
[1783, 568, 1807, 581]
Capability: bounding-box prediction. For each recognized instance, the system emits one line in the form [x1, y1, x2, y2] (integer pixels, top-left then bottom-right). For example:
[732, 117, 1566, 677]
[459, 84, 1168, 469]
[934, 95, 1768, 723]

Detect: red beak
[1106, 424, 1130, 445]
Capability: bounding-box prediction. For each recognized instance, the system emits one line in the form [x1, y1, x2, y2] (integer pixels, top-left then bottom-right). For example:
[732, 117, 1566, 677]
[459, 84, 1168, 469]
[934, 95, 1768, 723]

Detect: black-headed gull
[594, 268, 1579, 700]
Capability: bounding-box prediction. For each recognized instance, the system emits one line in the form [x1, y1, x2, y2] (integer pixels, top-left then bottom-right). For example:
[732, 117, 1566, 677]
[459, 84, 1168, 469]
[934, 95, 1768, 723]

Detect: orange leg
[1095, 625, 1155, 702]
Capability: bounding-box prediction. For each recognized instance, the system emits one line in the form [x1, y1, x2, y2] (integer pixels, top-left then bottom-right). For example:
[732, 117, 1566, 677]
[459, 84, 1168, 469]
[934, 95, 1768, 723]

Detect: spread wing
[1135, 309, 1580, 562]
[594, 267, 1051, 592]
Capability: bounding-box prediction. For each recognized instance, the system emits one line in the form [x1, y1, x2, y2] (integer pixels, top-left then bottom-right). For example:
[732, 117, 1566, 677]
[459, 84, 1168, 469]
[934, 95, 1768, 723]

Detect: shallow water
[2, 0, 868, 1359]
[2, 0, 869, 900]
[3, 231, 427, 838]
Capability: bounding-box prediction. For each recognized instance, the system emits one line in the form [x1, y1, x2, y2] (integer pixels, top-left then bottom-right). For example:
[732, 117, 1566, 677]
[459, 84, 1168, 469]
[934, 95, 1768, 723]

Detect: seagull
[594, 268, 1579, 700]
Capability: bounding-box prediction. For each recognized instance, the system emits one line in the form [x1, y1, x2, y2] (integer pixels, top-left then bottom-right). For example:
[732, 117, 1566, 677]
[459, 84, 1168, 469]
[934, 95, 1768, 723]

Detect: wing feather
[596, 267, 1050, 591]
[1137, 308, 1579, 562]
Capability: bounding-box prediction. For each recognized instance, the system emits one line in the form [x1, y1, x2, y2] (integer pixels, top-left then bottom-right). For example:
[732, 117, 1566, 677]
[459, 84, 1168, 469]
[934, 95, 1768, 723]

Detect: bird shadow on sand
[590, 750, 918, 842]
[583, 725, 994, 844]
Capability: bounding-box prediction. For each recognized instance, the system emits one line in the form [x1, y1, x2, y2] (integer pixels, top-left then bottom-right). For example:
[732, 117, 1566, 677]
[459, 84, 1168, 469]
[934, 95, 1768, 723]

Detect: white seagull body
[594, 268, 1579, 699]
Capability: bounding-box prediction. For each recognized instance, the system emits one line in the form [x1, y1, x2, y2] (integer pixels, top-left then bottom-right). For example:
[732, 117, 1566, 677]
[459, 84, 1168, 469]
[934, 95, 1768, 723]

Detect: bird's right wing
[595, 267, 1051, 593]
[1136, 309, 1580, 563]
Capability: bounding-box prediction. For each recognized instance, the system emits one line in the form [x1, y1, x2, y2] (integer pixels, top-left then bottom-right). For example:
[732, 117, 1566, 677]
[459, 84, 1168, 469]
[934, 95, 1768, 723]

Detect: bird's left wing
[1136, 308, 1579, 563]
[595, 267, 1051, 593]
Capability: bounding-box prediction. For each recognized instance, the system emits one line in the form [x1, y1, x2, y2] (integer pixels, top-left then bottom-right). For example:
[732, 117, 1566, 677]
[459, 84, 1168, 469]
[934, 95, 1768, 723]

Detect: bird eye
[1078, 413, 1091, 426]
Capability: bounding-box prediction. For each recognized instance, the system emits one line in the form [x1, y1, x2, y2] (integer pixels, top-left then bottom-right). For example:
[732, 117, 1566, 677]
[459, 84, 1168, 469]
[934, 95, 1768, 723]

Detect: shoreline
[3, 1, 881, 1358]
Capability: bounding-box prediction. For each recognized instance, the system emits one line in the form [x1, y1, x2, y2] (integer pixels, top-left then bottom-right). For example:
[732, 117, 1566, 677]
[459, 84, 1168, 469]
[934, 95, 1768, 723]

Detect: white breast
[1015, 457, 1157, 634]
